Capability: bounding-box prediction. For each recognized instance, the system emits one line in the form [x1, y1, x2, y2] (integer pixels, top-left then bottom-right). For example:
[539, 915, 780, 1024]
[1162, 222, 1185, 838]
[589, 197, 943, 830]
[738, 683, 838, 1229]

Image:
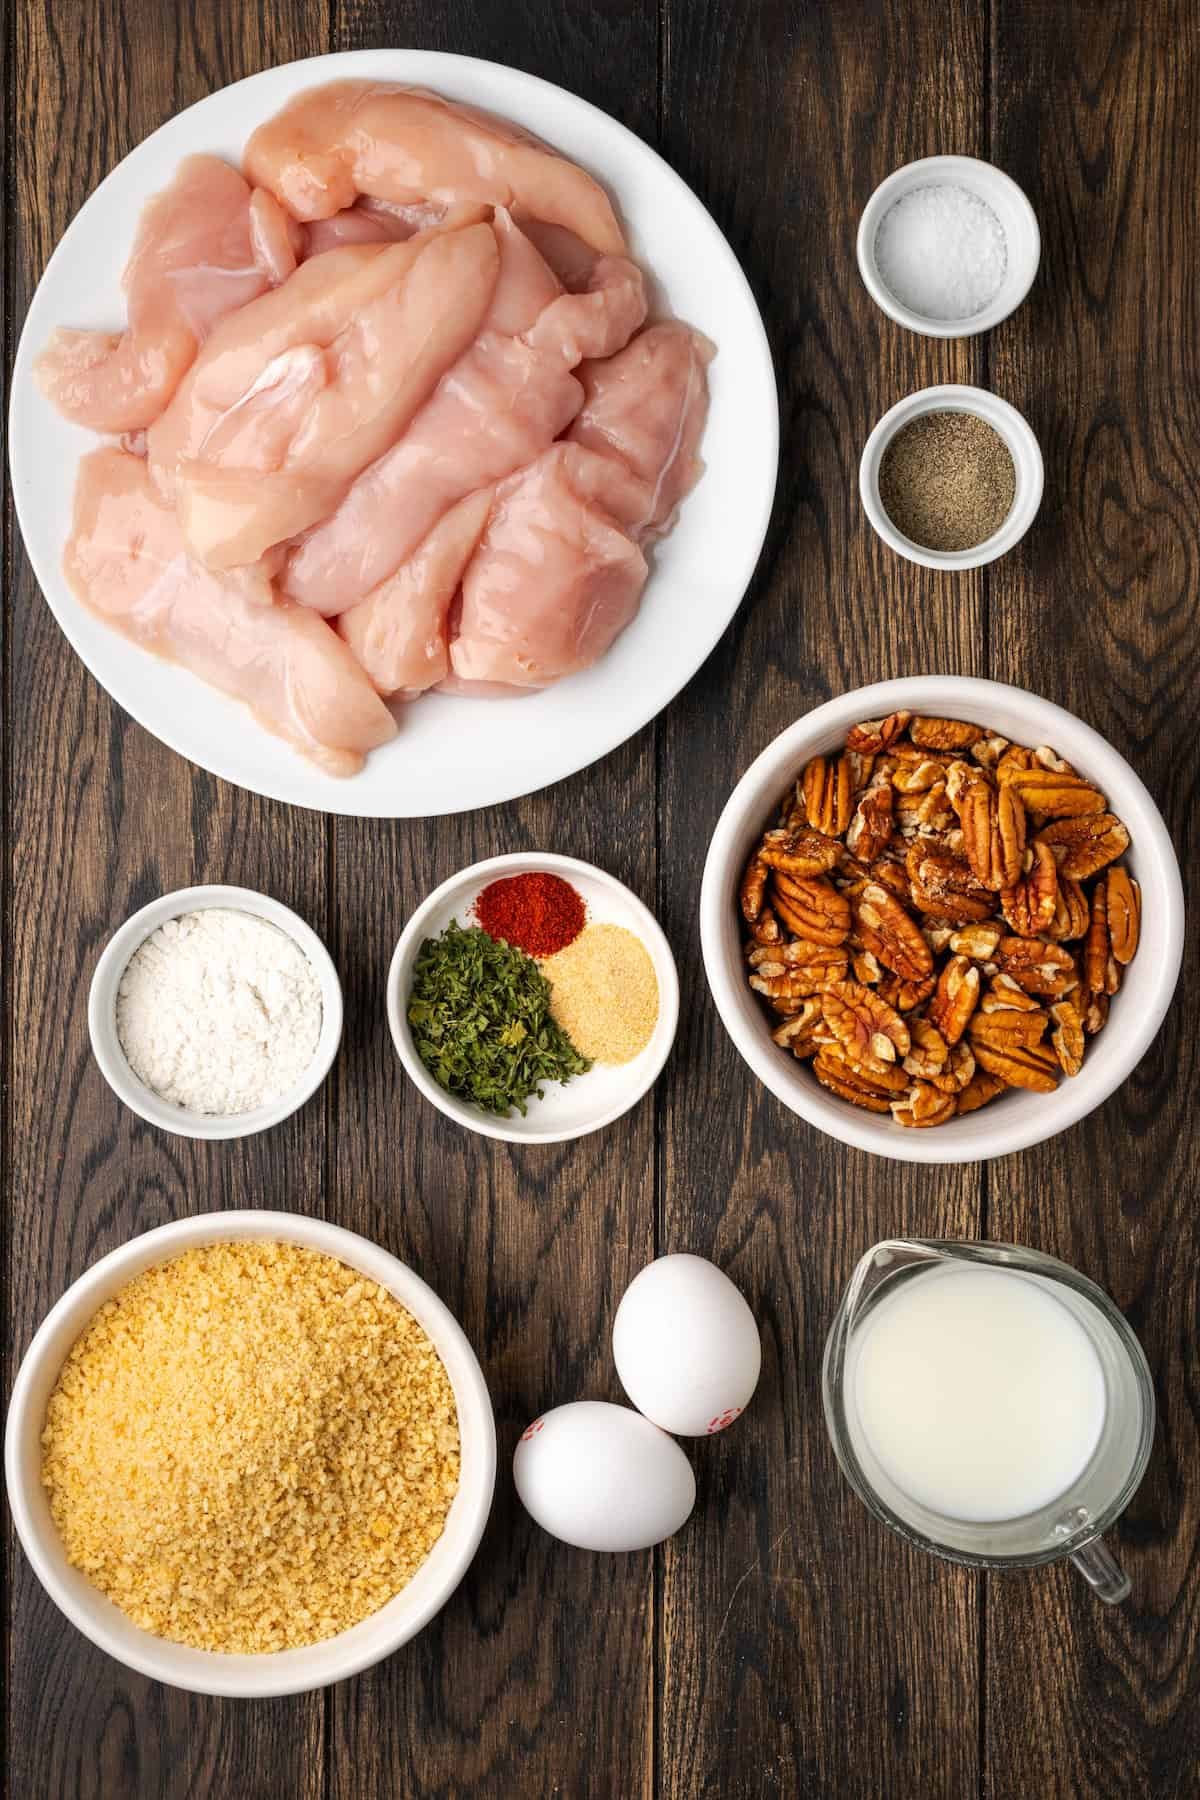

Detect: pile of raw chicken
[39, 82, 713, 776]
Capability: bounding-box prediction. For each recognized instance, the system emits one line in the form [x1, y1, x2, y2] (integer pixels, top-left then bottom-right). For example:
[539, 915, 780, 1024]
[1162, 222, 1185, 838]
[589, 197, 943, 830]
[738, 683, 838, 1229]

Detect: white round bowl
[4, 1209, 497, 1697]
[700, 676, 1184, 1166]
[860, 384, 1044, 572]
[857, 154, 1040, 338]
[88, 885, 343, 1140]
[387, 853, 679, 1145]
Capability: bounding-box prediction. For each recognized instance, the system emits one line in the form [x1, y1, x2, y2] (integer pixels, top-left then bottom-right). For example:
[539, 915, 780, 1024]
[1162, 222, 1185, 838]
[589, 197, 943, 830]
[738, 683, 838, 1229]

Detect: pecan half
[903, 1017, 950, 1079]
[746, 907, 782, 947]
[929, 1039, 977, 1094]
[845, 779, 895, 863]
[1084, 880, 1121, 999]
[906, 843, 995, 923]
[878, 971, 937, 1012]
[1081, 990, 1110, 1034]
[996, 765, 1106, 822]
[910, 716, 985, 751]
[1043, 876, 1090, 942]
[851, 948, 884, 985]
[892, 1083, 957, 1127]
[846, 712, 912, 754]
[749, 968, 832, 1004]
[771, 871, 852, 946]
[1035, 813, 1130, 880]
[820, 980, 910, 1074]
[981, 973, 1045, 1013]
[1106, 865, 1141, 964]
[747, 937, 846, 972]
[853, 884, 933, 983]
[1049, 1000, 1085, 1076]
[801, 755, 854, 836]
[813, 1047, 907, 1111]
[969, 1008, 1049, 1052]
[759, 827, 842, 876]
[972, 1040, 1060, 1093]
[971, 735, 1010, 770]
[740, 850, 769, 923]
[891, 757, 948, 794]
[945, 760, 1026, 889]
[1000, 841, 1059, 936]
[927, 955, 981, 1045]
[956, 1070, 1006, 1114]
[948, 923, 1003, 960]
[991, 936, 1078, 997]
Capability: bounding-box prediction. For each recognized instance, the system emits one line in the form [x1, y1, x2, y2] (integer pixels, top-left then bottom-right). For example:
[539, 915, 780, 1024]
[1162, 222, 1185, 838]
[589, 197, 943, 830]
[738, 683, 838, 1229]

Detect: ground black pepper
[878, 410, 1016, 552]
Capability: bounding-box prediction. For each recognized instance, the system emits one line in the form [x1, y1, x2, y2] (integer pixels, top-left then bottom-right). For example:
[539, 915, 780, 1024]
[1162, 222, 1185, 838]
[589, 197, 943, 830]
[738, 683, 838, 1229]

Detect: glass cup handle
[1069, 1537, 1131, 1604]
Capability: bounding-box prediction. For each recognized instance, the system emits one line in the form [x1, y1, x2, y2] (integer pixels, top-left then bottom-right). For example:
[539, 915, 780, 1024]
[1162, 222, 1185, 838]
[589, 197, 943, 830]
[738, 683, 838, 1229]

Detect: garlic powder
[115, 908, 323, 1114]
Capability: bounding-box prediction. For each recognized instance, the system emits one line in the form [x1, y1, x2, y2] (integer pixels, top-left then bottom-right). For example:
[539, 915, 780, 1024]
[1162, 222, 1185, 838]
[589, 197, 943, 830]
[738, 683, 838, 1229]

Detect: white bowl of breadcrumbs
[4, 1212, 496, 1696]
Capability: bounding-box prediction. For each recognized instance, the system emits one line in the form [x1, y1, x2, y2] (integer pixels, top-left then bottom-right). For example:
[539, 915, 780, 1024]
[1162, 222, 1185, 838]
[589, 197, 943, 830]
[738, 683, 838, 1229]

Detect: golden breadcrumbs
[541, 922, 659, 1064]
[40, 1241, 460, 1654]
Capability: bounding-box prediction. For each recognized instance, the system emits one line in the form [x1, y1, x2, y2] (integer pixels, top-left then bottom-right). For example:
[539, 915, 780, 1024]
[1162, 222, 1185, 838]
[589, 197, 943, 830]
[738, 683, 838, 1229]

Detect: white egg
[613, 1253, 761, 1436]
[512, 1401, 696, 1551]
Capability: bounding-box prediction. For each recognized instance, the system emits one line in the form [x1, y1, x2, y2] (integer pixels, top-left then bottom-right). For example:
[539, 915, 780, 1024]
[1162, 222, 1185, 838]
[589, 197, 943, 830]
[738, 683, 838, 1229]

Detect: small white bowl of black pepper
[859, 384, 1043, 571]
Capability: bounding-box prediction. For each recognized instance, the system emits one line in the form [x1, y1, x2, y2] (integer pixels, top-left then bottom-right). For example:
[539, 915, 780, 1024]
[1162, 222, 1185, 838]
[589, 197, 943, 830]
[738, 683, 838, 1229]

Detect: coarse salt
[874, 183, 1008, 320]
[115, 908, 323, 1115]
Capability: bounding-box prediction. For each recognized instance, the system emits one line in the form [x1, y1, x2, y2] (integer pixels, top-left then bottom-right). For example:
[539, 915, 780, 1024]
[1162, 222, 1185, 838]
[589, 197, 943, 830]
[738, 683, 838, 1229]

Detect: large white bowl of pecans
[700, 676, 1184, 1163]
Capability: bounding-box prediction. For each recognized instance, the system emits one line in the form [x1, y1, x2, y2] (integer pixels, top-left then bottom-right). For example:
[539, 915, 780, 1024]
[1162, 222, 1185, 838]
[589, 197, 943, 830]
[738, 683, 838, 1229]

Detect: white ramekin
[88, 885, 343, 1140]
[387, 852, 680, 1145]
[857, 154, 1040, 338]
[860, 384, 1044, 572]
[700, 676, 1184, 1166]
[4, 1210, 497, 1697]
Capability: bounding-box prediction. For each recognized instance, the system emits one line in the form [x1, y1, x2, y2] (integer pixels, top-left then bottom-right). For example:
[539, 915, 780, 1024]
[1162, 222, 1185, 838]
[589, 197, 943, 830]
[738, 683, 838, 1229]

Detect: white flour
[116, 908, 323, 1115]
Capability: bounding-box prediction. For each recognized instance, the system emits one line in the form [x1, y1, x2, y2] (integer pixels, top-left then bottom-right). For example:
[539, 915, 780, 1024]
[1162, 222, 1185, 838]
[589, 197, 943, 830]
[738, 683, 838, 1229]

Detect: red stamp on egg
[707, 1407, 743, 1433]
[521, 1419, 545, 1441]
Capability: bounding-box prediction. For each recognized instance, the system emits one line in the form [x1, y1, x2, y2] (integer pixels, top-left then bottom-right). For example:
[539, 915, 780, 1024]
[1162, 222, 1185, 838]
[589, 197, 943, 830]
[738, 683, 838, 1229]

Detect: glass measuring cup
[822, 1239, 1155, 1602]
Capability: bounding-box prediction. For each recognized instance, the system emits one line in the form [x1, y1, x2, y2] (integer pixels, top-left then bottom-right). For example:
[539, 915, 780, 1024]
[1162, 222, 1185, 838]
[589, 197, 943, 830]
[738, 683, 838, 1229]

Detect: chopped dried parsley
[408, 921, 590, 1116]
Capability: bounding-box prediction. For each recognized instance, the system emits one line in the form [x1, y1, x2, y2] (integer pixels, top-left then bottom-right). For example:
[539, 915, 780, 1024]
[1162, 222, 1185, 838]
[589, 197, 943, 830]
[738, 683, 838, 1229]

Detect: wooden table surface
[4, 2, 1198, 1796]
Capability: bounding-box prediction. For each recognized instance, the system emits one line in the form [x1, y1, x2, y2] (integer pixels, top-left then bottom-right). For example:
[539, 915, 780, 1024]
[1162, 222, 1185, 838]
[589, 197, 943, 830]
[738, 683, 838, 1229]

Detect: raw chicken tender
[150, 224, 499, 567]
[64, 448, 396, 777]
[244, 81, 626, 253]
[448, 444, 648, 689]
[36, 157, 279, 434]
[520, 221, 648, 365]
[283, 210, 583, 614]
[338, 488, 493, 696]
[567, 321, 714, 539]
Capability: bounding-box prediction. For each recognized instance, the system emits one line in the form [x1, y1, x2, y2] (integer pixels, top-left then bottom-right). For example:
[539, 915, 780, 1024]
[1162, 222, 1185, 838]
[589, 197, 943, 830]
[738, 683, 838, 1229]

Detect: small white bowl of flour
[88, 887, 343, 1139]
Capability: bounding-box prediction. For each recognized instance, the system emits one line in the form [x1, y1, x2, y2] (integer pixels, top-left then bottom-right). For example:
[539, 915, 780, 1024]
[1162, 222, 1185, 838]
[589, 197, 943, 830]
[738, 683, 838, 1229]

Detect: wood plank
[326, 6, 659, 1797]
[985, 4, 1200, 1794]
[656, 2, 988, 1793]
[4, 5, 330, 1798]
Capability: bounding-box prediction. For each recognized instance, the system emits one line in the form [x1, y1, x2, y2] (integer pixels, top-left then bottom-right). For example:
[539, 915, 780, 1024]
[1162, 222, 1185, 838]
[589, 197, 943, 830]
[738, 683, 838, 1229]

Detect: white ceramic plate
[387, 853, 679, 1143]
[9, 51, 778, 818]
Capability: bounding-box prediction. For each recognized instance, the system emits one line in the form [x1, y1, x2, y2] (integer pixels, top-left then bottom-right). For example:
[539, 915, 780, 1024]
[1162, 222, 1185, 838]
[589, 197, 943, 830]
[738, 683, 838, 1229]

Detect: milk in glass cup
[822, 1240, 1154, 1602]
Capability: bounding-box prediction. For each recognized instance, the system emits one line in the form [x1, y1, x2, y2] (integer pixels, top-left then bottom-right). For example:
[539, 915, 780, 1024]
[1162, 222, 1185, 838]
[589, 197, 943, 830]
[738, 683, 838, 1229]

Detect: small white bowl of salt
[88, 885, 343, 1140]
[857, 154, 1040, 338]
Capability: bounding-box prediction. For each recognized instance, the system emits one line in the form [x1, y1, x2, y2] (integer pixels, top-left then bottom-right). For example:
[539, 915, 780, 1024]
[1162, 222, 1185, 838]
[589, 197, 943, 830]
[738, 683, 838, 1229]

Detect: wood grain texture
[655, 3, 985, 1793]
[983, 4, 1200, 1795]
[4, 4, 330, 1799]
[325, 5, 659, 1797]
[4, 3, 1199, 1797]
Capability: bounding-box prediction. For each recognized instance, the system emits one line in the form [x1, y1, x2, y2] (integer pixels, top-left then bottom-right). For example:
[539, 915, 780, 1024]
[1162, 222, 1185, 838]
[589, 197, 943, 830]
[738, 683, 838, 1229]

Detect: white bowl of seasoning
[88, 885, 343, 1140]
[5, 1209, 496, 1696]
[860, 384, 1044, 572]
[857, 154, 1040, 337]
[387, 852, 679, 1145]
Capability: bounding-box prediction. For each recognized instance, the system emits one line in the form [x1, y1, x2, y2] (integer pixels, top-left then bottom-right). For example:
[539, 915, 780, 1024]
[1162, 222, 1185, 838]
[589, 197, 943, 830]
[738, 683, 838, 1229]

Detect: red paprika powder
[474, 872, 586, 957]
